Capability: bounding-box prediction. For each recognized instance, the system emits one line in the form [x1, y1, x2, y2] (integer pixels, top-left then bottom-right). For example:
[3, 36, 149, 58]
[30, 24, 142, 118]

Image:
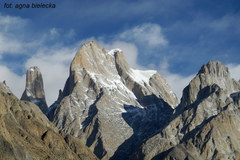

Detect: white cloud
[0, 32, 41, 56]
[0, 13, 27, 32]
[158, 60, 194, 100]
[227, 64, 240, 81]
[49, 28, 60, 40]
[162, 73, 194, 100]
[0, 14, 38, 56]
[209, 14, 240, 34]
[65, 29, 76, 39]
[120, 23, 168, 47]
[0, 34, 25, 54]
[0, 65, 25, 98]
[50, 28, 59, 36]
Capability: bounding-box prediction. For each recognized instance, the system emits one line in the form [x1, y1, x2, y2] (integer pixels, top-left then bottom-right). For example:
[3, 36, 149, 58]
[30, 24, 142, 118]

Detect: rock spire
[21, 66, 48, 113]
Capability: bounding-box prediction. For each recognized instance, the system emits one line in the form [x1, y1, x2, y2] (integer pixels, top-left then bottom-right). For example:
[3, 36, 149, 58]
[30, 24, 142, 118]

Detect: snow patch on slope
[85, 70, 138, 102]
[108, 48, 157, 87]
[128, 68, 157, 86]
[108, 49, 122, 56]
[29, 68, 35, 72]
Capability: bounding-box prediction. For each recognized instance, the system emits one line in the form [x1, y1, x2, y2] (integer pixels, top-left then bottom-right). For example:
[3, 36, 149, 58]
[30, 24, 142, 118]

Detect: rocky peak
[198, 61, 229, 75]
[21, 66, 48, 114]
[50, 41, 178, 159]
[61, 41, 178, 107]
[115, 47, 178, 107]
[2, 80, 12, 94]
[62, 41, 119, 97]
[178, 61, 240, 138]
[132, 61, 240, 160]
[181, 61, 240, 108]
[70, 41, 114, 78]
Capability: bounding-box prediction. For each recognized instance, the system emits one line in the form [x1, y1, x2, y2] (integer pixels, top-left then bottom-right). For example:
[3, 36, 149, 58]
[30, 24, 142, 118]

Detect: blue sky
[0, 0, 240, 104]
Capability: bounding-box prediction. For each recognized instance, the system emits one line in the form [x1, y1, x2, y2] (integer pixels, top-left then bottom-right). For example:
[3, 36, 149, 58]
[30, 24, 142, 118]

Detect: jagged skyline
[0, 0, 240, 104]
[1, 42, 240, 159]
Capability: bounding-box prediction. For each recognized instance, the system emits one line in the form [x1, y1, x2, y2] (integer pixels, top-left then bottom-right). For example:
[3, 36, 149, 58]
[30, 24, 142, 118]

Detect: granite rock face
[21, 66, 48, 114]
[0, 82, 97, 160]
[131, 61, 240, 160]
[180, 61, 239, 111]
[48, 41, 178, 159]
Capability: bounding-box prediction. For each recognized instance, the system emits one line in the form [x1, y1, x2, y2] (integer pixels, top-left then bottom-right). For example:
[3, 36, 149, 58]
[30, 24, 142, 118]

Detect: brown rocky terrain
[0, 82, 97, 160]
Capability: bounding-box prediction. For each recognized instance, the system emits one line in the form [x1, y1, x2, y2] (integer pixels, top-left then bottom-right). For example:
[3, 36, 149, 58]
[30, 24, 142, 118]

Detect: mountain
[0, 81, 97, 160]
[48, 41, 178, 159]
[21, 66, 48, 114]
[1, 40, 239, 160]
[131, 61, 240, 160]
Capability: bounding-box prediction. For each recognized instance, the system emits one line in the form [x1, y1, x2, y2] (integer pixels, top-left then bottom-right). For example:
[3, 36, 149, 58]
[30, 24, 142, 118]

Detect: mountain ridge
[48, 41, 178, 159]
[2, 41, 240, 160]
[131, 61, 240, 160]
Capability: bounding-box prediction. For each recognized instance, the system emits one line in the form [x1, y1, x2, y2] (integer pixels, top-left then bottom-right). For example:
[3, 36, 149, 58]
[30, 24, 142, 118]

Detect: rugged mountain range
[2, 41, 240, 160]
[131, 61, 240, 160]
